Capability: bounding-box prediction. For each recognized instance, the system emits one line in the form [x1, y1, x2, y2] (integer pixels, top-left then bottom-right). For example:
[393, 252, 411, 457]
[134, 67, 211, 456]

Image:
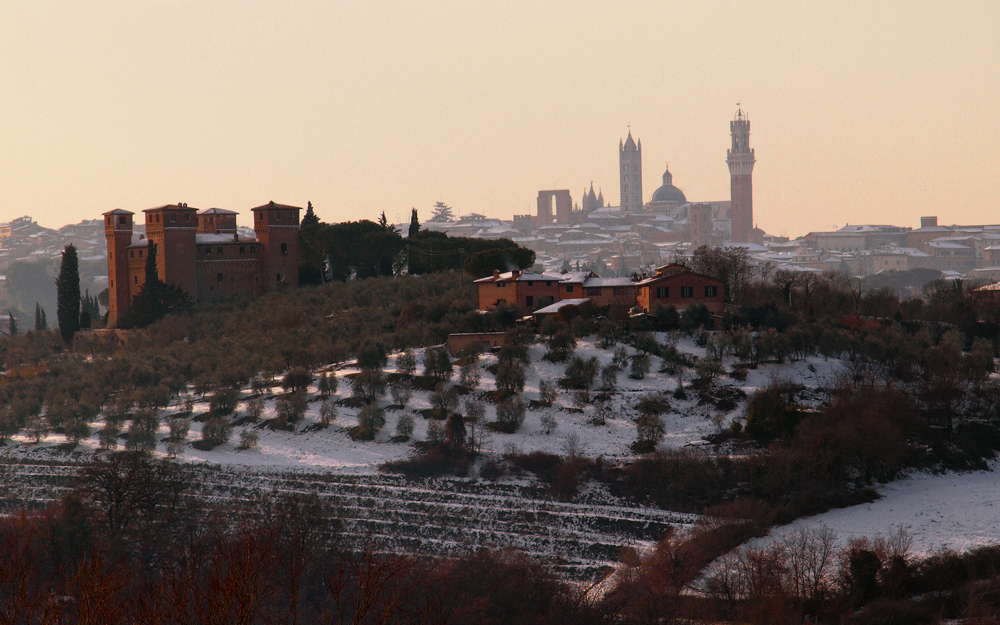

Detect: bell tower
[727, 106, 756, 243]
[619, 130, 643, 212]
[103, 209, 134, 328]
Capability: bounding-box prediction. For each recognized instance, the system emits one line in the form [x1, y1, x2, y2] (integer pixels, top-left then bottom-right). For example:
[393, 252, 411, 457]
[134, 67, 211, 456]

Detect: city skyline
[1, 1, 998, 237]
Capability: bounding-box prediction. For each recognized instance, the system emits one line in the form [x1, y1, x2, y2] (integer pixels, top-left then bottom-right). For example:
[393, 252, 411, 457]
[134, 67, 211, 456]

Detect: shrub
[282, 367, 312, 393]
[237, 428, 259, 450]
[380, 447, 472, 478]
[319, 400, 338, 426]
[545, 328, 576, 362]
[562, 356, 599, 390]
[200, 415, 232, 449]
[745, 380, 804, 443]
[356, 404, 386, 439]
[246, 397, 265, 422]
[459, 363, 481, 390]
[495, 361, 526, 396]
[636, 393, 669, 417]
[276, 391, 308, 425]
[395, 413, 415, 439]
[612, 347, 630, 369]
[389, 380, 412, 408]
[351, 368, 387, 404]
[540, 413, 557, 435]
[493, 397, 526, 433]
[395, 349, 417, 376]
[209, 386, 240, 415]
[357, 340, 388, 370]
[633, 414, 665, 453]
[601, 364, 619, 391]
[423, 346, 453, 381]
[318, 371, 337, 397]
[629, 353, 651, 380]
[538, 379, 557, 405]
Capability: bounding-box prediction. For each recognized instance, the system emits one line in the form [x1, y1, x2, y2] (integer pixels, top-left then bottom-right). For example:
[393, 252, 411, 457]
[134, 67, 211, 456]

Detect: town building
[103, 201, 300, 328]
[635, 263, 726, 317]
[727, 107, 756, 243]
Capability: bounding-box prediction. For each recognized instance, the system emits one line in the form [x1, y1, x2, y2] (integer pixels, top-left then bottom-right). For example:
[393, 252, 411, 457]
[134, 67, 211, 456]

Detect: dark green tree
[301, 201, 319, 227]
[408, 208, 420, 238]
[118, 243, 191, 329]
[430, 201, 454, 222]
[6, 311, 16, 336]
[56, 244, 81, 343]
[378, 211, 391, 231]
[34, 303, 46, 332]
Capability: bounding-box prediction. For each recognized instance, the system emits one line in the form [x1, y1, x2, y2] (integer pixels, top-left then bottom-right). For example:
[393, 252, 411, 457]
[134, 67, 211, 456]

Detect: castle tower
[619, 131, 642, 212]
[103, 209, 134, 328]
[252, 201, 301, 290]
[143, 203, 199, 296]
[727, 107, 756, 243]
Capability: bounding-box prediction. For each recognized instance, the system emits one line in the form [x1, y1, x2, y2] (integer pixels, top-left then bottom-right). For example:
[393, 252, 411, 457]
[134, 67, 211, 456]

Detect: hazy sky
[2, 1, 997, 237]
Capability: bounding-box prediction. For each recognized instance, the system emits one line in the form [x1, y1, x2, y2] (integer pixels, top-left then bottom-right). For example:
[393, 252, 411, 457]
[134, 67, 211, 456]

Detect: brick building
[104, 201, 300, 328]
[635, 263, 726, 317]
[473, 269, 562, 311]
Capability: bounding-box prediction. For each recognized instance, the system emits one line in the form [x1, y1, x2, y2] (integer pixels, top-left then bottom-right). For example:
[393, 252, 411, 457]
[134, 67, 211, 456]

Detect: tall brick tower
[143, 203, 199, 296]
[619, 130, 643, 212]
[103, 209, 134, 328]
[727, 106, 756, 243]
[252, 201, 301, 290]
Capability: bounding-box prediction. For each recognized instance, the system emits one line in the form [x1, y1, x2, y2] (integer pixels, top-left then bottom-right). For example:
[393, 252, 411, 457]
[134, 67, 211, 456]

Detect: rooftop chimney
[493, 269, 500, 280]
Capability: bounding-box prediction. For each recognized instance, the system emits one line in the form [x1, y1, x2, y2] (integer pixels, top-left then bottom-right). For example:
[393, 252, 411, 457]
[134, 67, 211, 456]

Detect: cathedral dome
[650, 164, 687, 204]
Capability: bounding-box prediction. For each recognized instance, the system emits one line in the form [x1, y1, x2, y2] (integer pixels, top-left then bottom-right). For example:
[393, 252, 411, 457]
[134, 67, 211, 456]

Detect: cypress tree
[302, 201, 319, 226]
[34, 303, 43, 332]
[408, 208, 420, 238]
[56, 244, 81, 343]
[6, 312, 15, 336]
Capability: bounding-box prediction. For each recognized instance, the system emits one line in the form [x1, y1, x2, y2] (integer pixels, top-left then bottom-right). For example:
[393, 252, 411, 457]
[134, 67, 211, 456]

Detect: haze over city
[1, 1, 997, 236]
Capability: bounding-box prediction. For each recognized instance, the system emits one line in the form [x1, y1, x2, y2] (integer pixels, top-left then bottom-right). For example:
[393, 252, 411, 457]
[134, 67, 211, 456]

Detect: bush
[745, 380, 804, 443]
[545, 328, 576, 362]
[380, 447, 472, 478]
[493, 397, 526, 433]
[629, 353, 651, 380]
[319, 400, 338, 426]
[600, 364, 619, 391]
[237, 428, 259, 450]
[395, 349, 417, 376]
[351, 368, 387, 404]
[633, 413, 665, 453]
[459, 363, 481, 390]
[209, 387, 240, 415]
[282, 367, 312, 393]
[562, 356, 599, 390]
[395, 413, 415, 439]
[389, 380, 412, 407]
[540, 413, 557, 435]
[423, 347, 453, 381]
[246, 397, 265, 422]
[276, 391, 308, 425]
[495, 361, 526, 396]
[200, 415, 232, 449]
[538, 379, 557, 405]
[355, 404, 386, 440]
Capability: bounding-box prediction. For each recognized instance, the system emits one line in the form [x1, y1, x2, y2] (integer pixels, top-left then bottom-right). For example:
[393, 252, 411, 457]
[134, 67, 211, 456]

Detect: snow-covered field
[747, 461, 1000, 556]
[2, 332, 997, 563]
[0, 335, 842, 472]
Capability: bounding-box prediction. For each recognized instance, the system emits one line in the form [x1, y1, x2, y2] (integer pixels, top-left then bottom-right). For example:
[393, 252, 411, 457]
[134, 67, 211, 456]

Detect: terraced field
[0, 461, 694, 580]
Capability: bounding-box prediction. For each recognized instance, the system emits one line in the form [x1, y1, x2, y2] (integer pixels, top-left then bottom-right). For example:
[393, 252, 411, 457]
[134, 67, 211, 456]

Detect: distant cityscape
[1, 106, 997, 321]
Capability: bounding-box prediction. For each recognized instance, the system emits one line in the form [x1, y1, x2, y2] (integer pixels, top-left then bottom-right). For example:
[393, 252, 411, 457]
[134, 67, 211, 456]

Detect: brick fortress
[104, 201, 300, 328]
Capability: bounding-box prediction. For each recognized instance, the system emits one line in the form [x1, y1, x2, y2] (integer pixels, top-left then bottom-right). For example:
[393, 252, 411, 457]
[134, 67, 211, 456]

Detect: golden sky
[1, 1, 997, 237]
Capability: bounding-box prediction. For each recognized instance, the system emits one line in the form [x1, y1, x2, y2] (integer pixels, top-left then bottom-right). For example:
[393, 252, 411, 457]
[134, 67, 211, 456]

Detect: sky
[1, 1, 998, 238]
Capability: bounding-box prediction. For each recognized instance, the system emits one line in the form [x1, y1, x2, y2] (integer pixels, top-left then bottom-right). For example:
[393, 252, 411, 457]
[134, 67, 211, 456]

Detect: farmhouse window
[656, 287, 668, 298]
[681, 286, 694, 297]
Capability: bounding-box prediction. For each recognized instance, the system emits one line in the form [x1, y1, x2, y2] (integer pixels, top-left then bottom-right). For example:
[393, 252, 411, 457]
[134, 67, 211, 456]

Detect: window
[138, 250, 143, 258]
[497, 281, 506, 287]
[106, 217, 111, 225]
[217, 247, 223, 255]
[656, 287, 669, 298]
[705, 285, 718, 297]
[170, 214, 176, 222]
[205, 247, 211, 255]
[109, 251, 113, 259]
[118, 216, 126, 226]
[273, 211, 279, 220]
[280, 243, 288, 254]
[217, 273, 223, 283]
[250, 246, 255, 254]
[526, 296, 533, 307]
[130, 251, 134, 258]
[681, 286, 694, 297]
[276, 273, 282, 282]
[134, 276, 137, 284]
[287, 212, 292, 220]
[546, 281, 552, 286]
[240, 246, 245, 254]
[565, 285, 574, 293]
[585, 287, 602, 296]
[527, 281, 533, 286]
[184, 214, 190, 222]
[110, 280, 113, 287]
